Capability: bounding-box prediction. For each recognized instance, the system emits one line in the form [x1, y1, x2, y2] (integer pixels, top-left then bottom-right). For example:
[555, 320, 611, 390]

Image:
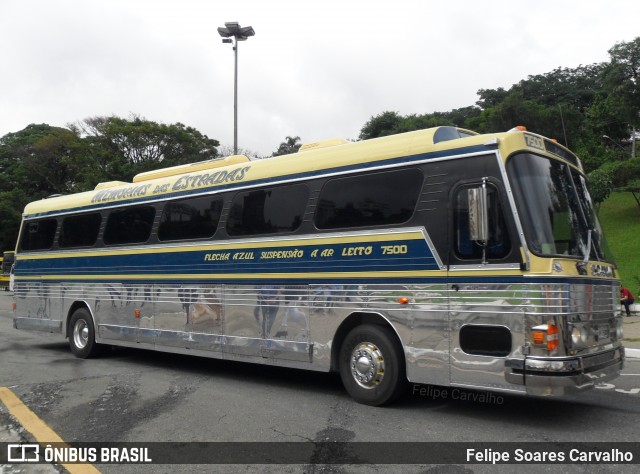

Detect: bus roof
[21, 126, 575, 218]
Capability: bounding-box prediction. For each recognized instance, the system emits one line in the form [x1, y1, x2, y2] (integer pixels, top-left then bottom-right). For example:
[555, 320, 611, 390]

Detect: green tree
[447, 106, 482, 129]
[0, 124, 86, 251]
[272, 136, 302, 156]
[359, 111, 404, 140]
[582, 38, 640, 192]
[358, 109, 479, 140]
[476, 87, 509, 109]
[602, 38, 640, 157]
[587, 166, 614, 206]
[513, 64, 605, 112]
[0, 188, 29, 253]
[467, 92, 554, 135]
[71, 115, 220, 183]
[0, 117, 221, 251]
[474, 64, 610, 154]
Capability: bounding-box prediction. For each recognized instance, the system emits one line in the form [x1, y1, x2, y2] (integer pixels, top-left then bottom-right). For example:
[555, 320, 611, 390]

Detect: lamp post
[217, 21, 255, 155]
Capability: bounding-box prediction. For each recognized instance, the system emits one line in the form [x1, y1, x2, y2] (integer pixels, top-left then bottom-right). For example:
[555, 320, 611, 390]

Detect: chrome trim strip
[449, 263, 521, 271]
[14, 317, 62, 333]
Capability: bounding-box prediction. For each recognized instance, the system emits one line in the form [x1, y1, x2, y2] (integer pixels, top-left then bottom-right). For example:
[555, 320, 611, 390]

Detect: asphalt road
[1, 290, 639, 474]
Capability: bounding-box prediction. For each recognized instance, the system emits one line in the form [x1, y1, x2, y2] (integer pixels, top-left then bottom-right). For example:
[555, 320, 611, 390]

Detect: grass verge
[598, 191, 640, 292]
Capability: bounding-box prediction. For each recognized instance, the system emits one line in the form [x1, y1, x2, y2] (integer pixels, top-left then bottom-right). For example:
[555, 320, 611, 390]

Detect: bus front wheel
[338, 324, 406, 406]
[68, 308, 101, 359]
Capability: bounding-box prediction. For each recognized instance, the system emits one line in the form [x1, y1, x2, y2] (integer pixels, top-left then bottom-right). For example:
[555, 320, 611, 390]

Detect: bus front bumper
[504, 347, 624, 396]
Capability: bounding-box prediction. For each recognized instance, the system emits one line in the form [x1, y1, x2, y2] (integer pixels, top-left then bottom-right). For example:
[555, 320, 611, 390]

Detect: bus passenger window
[314, 169, 422, 229]
[20, 218, 57, 251]
[159, 196, 223, 241]
[60, 213, 102, 248]
[227, 184, 309, 236]
[454, 185, 511, 260]
[104, 206, 156, 245]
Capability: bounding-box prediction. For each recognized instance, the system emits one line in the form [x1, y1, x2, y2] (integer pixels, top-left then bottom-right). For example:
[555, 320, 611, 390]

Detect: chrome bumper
[505, 347, 624, 396]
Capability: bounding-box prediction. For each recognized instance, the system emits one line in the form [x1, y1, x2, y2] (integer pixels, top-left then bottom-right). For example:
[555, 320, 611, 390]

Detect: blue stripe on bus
[15, 239, 441, 276]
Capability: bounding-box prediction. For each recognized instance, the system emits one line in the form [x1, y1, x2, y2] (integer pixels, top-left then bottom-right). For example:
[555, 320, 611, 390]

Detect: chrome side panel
[224, 284, 312, 362]
[154, 285, 223, 352]
[448, 281, 527, 393]
[14, 283, 63, 332]
[94, 284, 148, 344]
[13, 282, 62, 333]
[13, 279, 622, 395]
[390, 284, 450, 387]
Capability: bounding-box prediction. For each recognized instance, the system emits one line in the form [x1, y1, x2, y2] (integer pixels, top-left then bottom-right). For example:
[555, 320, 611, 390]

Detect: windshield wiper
[576, 229, 592, 275]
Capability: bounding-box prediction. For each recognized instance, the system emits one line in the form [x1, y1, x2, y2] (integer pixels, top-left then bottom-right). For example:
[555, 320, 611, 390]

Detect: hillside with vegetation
[599, 192, 640, 292]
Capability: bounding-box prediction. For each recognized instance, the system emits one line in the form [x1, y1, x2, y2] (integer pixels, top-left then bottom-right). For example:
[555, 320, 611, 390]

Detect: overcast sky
[1, 0, 639, 157]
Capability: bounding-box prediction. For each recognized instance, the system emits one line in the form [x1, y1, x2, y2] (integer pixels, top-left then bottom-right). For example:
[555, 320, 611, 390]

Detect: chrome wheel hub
[73, 320, 89, 349]
[350, 342, 384, 389]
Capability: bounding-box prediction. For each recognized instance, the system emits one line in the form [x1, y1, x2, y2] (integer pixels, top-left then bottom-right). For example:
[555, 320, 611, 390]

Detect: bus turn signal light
[531, 323, 559, 351]
[532, 331, 545, 345]
[397, 297, 410, 305]
[134, 309, 141, 318]
[546, 324, 559, 351]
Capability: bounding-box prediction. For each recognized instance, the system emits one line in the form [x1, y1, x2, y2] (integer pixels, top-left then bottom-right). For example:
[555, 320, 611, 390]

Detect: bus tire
[68, 308, 101, 359]
[338, 324, 406, 406]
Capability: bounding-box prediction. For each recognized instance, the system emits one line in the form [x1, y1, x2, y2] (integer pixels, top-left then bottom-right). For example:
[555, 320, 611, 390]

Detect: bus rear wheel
[68, 308, 102, 359]
[338, 324, 406, 406]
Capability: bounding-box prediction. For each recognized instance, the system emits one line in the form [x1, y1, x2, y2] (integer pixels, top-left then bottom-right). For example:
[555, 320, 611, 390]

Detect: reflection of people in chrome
[311, 284, 344, 312]
[254, 285, 280, 337]
[275, 289, 309, 339]
[190, 289, 222, 329]
[178, 287, 199, 331]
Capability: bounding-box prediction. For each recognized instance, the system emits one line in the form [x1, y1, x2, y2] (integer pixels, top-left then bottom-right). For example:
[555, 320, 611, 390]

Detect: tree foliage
[359, 107, 480, 140]
[359, 37, 640, 201]
[70, 115, 220, 185]
[0, 116, 220, 252]
[605, 38, 640, 132]
[272, 136, 302, 156]
[0, 124, 86, 251]
[587, 166, 614, 206]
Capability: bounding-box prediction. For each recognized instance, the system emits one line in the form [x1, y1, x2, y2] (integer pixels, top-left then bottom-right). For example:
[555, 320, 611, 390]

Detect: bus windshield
[507, 153, 614, 263]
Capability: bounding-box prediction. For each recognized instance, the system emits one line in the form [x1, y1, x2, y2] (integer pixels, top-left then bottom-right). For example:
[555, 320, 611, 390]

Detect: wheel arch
[330, 311, 406, 373]
[65, 301, 94, 339]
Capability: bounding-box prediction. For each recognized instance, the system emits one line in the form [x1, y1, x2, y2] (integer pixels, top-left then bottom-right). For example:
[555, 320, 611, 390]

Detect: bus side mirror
[468, 186, 488, 244]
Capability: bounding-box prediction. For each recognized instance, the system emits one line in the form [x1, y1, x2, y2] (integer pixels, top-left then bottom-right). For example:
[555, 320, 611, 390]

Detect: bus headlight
[571, 325, 588, 345]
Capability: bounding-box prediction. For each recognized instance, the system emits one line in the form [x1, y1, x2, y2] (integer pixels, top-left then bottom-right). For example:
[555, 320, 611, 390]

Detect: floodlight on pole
[217, 21, 255, 155]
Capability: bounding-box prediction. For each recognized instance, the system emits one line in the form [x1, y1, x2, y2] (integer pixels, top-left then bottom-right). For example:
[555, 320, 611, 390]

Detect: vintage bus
[0, 251, 14, 290]
[12, 126, 624, 405]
